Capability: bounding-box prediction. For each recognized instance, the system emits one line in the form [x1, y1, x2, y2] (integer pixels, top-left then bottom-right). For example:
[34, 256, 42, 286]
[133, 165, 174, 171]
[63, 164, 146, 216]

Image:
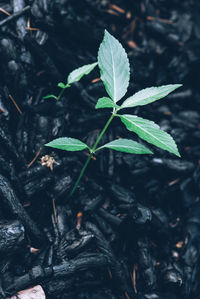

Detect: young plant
[45, 30, 182, 197]
[43, 62, 98, 101]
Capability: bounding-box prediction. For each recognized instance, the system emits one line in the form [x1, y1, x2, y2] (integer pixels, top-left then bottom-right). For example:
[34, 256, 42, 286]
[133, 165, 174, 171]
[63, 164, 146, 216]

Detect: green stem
[57, 85, 70, 101]
[92, 113, 115, 152]
[69, 153, 93, 197]
[69, 112, 115, 197]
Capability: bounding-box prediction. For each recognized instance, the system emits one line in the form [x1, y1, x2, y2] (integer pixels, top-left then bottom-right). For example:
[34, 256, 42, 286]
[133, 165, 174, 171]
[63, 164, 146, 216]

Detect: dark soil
[0, 0, 200, 298]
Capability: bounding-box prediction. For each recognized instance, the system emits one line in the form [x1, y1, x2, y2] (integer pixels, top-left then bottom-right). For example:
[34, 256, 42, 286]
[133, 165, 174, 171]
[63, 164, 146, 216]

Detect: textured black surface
[0, 0, 200, 298]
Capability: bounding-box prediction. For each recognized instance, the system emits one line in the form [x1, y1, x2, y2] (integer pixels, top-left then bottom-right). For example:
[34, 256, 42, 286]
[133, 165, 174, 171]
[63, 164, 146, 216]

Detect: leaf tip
[176, 151, 181, 158]
[175, 83, 183, 89]
[44, 142, 51, 147]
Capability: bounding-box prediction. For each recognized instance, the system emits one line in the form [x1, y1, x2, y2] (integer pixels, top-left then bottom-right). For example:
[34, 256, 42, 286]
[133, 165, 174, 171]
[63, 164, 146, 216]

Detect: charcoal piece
[86, 180, 104, 196]
[51, 214, 60, 250]
[0, 5, 30, 27]
[97, 208, 122, 227]
[123, 155, 150, 178]
[0, 38, 17, 61]
[19, 155, 63, 183]
[19, 165, 50, 183]
[52, 253, 109, 278]
[146, 21, 180, 46]
[167, 54, 189, 82]
[24, 35, 62, 82]
[0, 174, 45, 246]
[85, 222, 129, 294]
[85, 222, 113, 257]
[0, 278, 5, 299]
[15, 113, 30, 156]
[0, 154, 16, 182]
[94, 214, 114, 237]
[175, 13, 193, 43]
[84, 195, 104, 213]
[31, 0, 51, 19]
[137, 237, 157, 291]
[23, 175, 53, 197]
[0, 220, 24, 256]
[19, 45, 33, 66]
[170, 128, 187, 144]
[182, 204, 200, 296]
[43, 276, 107, 298]
[13, 0, 27, 38]
[171, 110, 200, 130]
[185, 145, 200, 159]
[80, 89, 97, 108]
[159, 260, 183, 290]
[49, 175, 72, 201]
[31, 247, 48, 268]
[51, 117, 65, 137]
[131, 204, 152, 225]
[0, 122, 21, 165]
[6, 59, 28, 92]
[45, 245, 54, 267]
[152, 158, 195, 174]
[35, 30, 49, 46]
[150, 208, 171, 254]
[144, 294, 159, 299]
[166, 89, 192, 100]
[117, 203, 152, 248]
[193, 165, 200, 191]
[144, 294, 178, 299]
[180, 178, 198, 209]
[109, 184, 135, 204]
[3, 265, 53, 297]
[55, 205, 72, 237]
[42, 277, 74, 298]
[57, 229, 94, 259]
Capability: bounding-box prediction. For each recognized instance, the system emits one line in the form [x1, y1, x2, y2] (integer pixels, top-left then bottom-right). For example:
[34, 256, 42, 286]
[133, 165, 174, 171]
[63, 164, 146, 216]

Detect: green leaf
[100, 138, 153, 154]
[95, 97, 120, 109]
[43, 94, 57, 100]
[119, 115, 180, 157]
[98, 30, 130, 103]
[45, 137, 89, 152]
[67, 62, 98, 85]
[121, 84, 182, 109]
[58, 82, 67, 89]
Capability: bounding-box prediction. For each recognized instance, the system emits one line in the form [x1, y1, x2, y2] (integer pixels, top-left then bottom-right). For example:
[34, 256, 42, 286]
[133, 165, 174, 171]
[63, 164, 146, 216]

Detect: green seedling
[45, 30, 182, 197]
[43, 62, 98, 101]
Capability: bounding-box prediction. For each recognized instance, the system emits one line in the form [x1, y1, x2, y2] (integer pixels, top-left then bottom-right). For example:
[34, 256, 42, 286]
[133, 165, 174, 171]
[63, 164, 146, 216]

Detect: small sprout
[40, 155, 59, 171]
[67, 62, 98, 85]
[57, 82, 68, 89]
[43, 62, 98, 101]
[45, 30, 182, 197]
[43, 94, 57, 100]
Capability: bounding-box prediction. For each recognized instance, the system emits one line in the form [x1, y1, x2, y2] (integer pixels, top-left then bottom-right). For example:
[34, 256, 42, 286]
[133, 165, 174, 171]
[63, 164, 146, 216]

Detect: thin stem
[69, 153, 93, 197]
[69, 112, 115, 197]
[57, 85, 70, 101]
[92, 113, 115, 152]
[57, 89, 65, 101]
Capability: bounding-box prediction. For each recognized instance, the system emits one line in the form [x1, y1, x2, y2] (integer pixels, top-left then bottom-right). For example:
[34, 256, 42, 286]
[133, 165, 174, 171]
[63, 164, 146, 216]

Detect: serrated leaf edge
[119, 115, 180, 157]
